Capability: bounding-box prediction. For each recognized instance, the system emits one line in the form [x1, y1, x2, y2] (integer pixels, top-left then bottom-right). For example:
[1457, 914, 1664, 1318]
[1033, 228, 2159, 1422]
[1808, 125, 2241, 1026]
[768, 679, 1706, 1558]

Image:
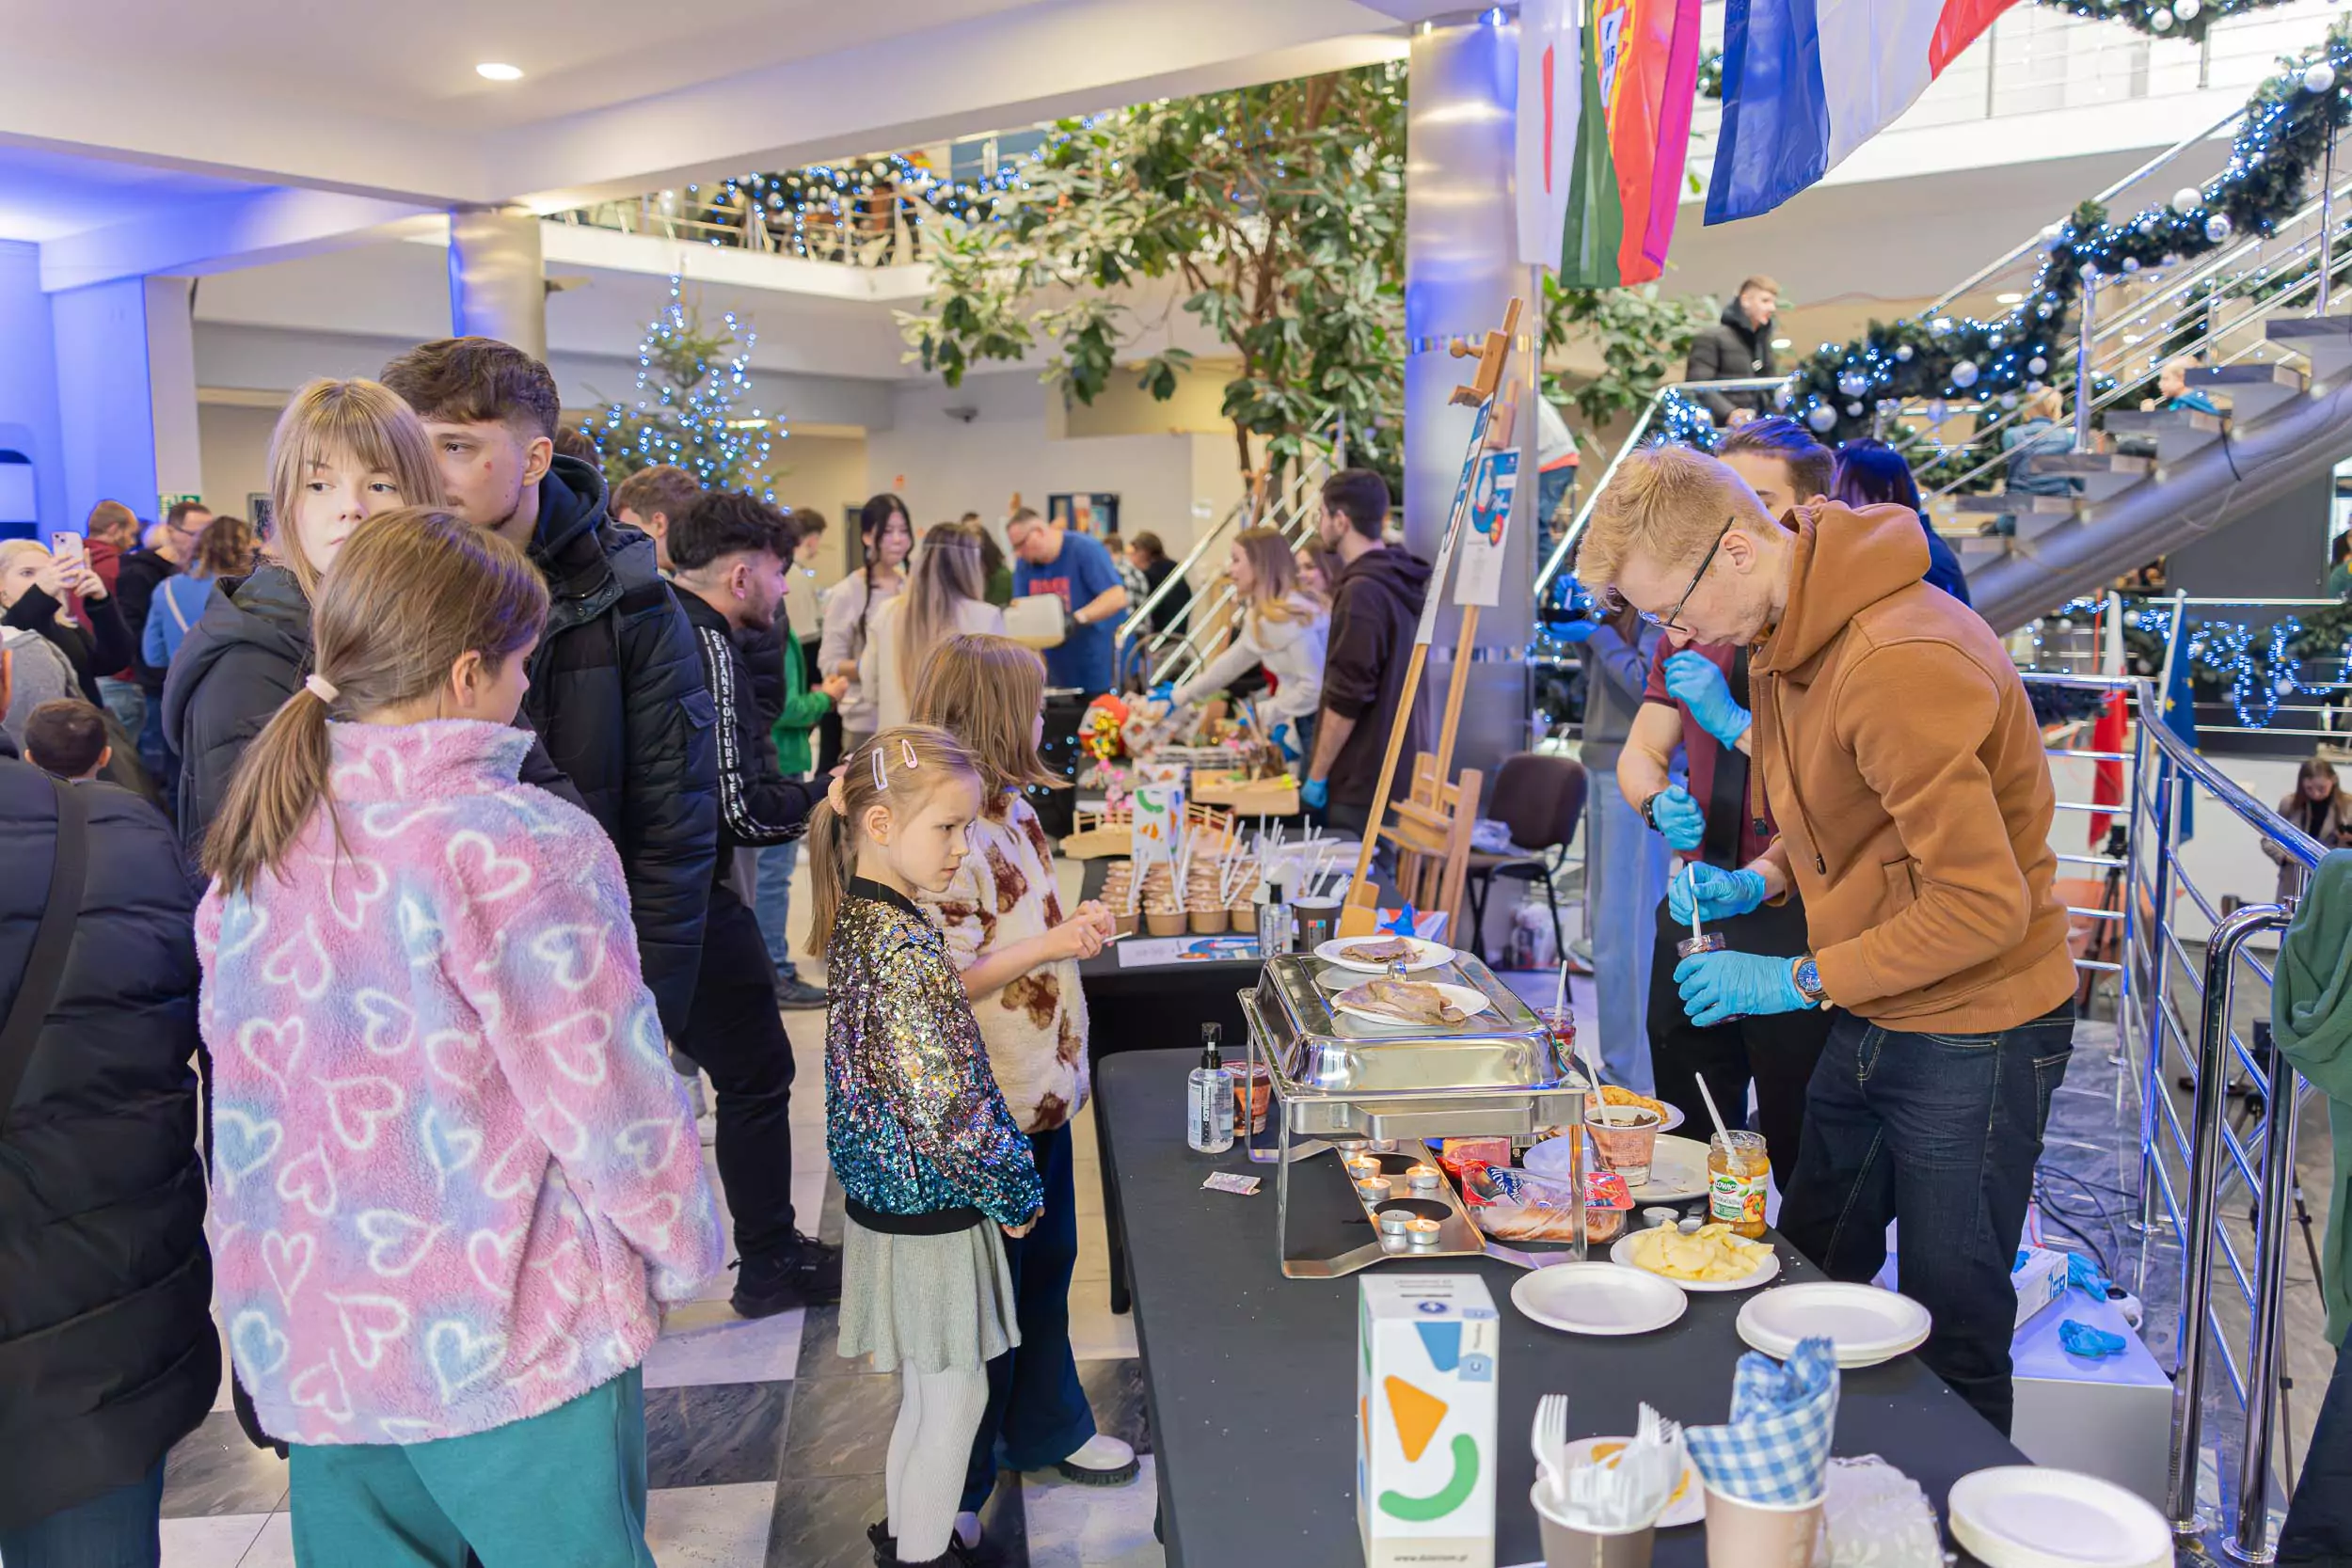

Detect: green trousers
[288, 1365, 655, 1568]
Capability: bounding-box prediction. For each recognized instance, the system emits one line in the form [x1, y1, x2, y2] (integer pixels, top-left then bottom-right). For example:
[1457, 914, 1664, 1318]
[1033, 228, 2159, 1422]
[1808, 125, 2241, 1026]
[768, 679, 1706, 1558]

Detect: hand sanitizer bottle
[1187, 1023, 1236, 1152]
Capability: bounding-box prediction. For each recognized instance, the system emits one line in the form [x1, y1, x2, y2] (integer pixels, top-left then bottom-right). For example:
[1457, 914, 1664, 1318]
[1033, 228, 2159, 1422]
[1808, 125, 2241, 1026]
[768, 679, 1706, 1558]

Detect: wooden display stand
[1337, 299, 1524, 940]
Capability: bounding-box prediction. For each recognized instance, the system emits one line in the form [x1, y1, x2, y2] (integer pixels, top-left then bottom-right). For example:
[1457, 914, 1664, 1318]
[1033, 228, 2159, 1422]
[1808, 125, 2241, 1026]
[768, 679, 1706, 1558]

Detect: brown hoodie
[1751, 503, 2074, 1033]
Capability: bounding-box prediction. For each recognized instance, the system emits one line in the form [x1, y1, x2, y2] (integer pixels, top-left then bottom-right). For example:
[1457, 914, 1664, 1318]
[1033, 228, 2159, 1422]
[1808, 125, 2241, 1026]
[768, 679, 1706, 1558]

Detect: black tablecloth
[1095, 1049, 2020, 1568]
[1076, 856, 1260, 1310]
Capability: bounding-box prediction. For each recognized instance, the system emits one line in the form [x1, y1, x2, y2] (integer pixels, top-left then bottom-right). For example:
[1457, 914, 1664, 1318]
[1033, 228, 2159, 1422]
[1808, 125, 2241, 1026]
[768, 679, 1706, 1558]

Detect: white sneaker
[1052, 1432, 1138, 1485]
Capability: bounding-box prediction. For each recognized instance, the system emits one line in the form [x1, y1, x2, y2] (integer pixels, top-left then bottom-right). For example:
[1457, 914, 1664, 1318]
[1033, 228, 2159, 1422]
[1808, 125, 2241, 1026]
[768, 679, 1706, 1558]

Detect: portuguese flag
[1559, 0, 1704, 287]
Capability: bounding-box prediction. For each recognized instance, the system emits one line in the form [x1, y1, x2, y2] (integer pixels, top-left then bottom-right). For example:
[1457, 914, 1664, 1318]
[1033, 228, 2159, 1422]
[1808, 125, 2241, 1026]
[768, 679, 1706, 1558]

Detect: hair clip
[899, 737, 919, 770]
[871, 746, 889, 792]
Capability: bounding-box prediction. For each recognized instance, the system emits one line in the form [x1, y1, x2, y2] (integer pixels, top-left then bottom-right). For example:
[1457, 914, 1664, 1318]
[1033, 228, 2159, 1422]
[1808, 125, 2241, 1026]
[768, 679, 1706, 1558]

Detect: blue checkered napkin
[1683, 1336, 1841, 1506]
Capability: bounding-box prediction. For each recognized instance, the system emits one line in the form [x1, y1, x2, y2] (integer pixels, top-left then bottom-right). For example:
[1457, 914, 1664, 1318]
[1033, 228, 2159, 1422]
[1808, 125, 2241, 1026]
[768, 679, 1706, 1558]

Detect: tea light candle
[1405, 1164, 1442, 1194]
[1377, 1208, 1414, 1236]
[1356, 1177, 1393, 1203]
[1343, 1153, 1380, 1180]
[1368, 1139, 1400, 1154]
[1405, 1217, 1442, 1246]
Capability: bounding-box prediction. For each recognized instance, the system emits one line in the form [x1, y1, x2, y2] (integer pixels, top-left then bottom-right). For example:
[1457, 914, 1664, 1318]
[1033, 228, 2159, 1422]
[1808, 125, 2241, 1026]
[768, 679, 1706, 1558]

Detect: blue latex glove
[1270, 721, 1300, 763]
[1667, 862, 1768, 925]
[1674, 948, 1806, 1029]
[2058, 1319, 2127, 1359]
[1646, 784, 1706, 851]
[1301, 778, 1329, 810]
[1555, 618, 1599, 643]
[1663, 650, 1753, 748]
[2066, 1252, 2114, 1298]
[1150, 681, 1176, 702]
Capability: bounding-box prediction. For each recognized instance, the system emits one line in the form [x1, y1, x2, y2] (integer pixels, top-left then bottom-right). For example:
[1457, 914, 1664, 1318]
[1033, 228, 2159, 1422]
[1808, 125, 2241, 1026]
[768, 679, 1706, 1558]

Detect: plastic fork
[1531, 1392, 1570, 1488]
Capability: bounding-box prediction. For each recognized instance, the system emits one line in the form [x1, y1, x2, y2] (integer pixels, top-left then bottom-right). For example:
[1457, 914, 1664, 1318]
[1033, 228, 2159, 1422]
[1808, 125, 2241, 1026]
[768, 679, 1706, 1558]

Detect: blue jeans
[94, 677, 143, 739]
[751, 839, 800, 979]
[0, 1461, 164, 1568]
[1778, 1003, 2074, 1436]
[2280, 1340, 2352, 1561]
[1583, 771, 1668, 1094]
[961, 1121, 1096, 1512]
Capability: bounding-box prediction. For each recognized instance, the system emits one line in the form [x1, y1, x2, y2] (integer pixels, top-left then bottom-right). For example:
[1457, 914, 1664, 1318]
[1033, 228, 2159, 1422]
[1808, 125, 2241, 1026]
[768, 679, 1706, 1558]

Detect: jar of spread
[1708, 1130, 1770, 1238]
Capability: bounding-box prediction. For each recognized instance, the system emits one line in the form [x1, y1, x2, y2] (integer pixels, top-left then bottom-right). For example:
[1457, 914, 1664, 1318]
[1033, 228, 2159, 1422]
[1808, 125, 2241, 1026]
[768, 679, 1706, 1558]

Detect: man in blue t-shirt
[1008, 507, 1129, 694]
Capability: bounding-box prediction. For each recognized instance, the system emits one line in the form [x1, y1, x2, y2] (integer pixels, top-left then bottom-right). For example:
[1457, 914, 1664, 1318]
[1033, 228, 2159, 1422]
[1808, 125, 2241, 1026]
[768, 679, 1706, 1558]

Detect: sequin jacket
[825, 879, 1044, 1230]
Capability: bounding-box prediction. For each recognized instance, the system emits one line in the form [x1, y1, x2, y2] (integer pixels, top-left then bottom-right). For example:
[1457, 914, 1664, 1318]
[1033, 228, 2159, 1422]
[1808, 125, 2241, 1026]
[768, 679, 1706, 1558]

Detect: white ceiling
[0, 145, 263, 243]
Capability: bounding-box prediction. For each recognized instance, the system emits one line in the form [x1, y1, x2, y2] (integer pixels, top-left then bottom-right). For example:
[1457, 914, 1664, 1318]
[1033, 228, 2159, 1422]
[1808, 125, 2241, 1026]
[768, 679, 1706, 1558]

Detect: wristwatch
[1789, 955, 1830, 1008]
[1639, 791, 1664, 832]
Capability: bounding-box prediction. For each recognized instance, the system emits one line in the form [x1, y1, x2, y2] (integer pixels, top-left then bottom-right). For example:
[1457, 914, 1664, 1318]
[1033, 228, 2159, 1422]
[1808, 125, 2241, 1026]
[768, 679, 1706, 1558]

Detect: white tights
[884, 1364, 989, 1563]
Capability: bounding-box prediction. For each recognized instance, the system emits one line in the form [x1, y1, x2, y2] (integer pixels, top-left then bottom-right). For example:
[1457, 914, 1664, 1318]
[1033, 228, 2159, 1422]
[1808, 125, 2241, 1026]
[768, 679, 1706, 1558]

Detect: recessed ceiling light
[476, 62, 524, 82]
[1996, 292, 2025, 304]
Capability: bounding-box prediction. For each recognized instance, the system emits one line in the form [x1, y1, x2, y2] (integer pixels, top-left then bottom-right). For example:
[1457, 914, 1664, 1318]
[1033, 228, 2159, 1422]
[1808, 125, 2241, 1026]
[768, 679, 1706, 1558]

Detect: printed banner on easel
[1453, 449, 1519, 609]
[1130, 783, 1186, 871]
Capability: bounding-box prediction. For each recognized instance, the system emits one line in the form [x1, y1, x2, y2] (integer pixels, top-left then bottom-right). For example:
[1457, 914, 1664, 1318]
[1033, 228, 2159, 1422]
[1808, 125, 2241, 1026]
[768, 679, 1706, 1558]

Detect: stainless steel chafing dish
[1236, 951, 1586, 1278]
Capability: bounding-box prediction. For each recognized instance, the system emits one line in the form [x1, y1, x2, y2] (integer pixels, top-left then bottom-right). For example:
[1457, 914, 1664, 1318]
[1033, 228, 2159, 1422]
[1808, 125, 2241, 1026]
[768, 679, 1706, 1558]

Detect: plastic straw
[1693, 1072, 1732, 1148]
[1551, 960, 1567, 1017]
[1685, 863, 1704, 946]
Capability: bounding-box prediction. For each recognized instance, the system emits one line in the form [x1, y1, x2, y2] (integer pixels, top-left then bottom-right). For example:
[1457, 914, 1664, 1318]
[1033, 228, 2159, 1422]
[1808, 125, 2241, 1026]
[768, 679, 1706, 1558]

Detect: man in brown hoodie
[1577, 443, 2075, 1435]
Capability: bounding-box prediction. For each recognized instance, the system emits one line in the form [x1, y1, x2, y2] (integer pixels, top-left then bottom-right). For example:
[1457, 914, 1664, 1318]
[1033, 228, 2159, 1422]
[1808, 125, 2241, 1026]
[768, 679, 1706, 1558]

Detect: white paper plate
[1334, 982, 1493, 1030]
[1736, 1283, 1932, 1369]
[1610, 1230, 1782, 1292]
[1556, 1436, 1705, 1528]
[1524, 1133, 1713, 1204]
[1511, 1262, 1687, 1337]
[1316, 935, 1455, 973]
[1947, 1466, 2169, 1568]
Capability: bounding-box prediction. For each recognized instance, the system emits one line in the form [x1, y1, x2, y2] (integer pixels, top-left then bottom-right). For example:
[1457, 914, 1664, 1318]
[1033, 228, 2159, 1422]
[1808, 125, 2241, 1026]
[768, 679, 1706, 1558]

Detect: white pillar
[447, 207, 548, 361]
[1404, 10, 1540, 790]
[0, 242, 67, 537]
[52, 277, 159, 531]
[144, 276, 204, 508]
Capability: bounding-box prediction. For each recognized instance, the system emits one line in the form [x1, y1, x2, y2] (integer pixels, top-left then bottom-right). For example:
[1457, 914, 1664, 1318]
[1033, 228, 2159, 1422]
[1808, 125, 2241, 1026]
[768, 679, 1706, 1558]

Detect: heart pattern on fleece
[196, 719, 722, 1446]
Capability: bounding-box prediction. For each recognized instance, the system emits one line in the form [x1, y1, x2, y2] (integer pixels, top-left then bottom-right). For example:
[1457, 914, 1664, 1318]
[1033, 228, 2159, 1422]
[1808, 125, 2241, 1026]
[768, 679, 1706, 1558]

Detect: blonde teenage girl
[1171, 525, 1329, 762]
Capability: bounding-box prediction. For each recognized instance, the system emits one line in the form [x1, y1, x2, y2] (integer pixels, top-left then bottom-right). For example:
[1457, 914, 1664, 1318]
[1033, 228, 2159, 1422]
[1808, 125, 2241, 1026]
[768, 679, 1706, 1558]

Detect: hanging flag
[2162, 647, 2199, 844]
[1559, 0, 1705, 288]
[2087, 694, 2128, 850]
[1707, 0, 2019, 226]
[1517, 0, 1582, 266]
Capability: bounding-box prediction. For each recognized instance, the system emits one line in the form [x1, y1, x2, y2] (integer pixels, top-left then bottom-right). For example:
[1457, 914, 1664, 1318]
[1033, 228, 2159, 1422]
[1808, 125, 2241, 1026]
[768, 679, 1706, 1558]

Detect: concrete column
[144, 276, 204, 506]
[447, 206, 548, 361]
[52, 277, 159, 532]
[1404, 10, 1540, 799]
[0, 243, 67, 537]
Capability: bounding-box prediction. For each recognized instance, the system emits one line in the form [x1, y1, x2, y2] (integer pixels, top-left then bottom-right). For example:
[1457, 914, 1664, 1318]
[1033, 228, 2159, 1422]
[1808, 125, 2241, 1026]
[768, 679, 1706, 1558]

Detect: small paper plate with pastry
[1314, 935, 1454, 973]
[1331, 977, 1494, 1030]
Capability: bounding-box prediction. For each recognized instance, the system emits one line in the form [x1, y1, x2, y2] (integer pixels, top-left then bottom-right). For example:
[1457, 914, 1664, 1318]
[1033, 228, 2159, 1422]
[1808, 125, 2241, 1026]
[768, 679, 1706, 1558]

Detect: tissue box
[1359, 1275, 1498, 1568]
[2012, 1246, 2069, 1329]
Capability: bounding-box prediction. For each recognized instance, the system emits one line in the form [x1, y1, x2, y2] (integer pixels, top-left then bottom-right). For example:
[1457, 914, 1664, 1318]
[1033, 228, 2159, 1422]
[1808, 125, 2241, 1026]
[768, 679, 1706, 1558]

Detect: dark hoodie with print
[517, 454, 720, 1037]
[1320, 545, 1435, 809]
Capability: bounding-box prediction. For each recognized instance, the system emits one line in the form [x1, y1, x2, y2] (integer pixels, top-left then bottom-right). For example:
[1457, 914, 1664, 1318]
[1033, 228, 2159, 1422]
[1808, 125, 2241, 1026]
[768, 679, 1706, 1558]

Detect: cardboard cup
[1230, 901, 1258, 931]
[1532, 1481, 1657, 1568]
[1189, 907, 1230, 934]
[1144, 910, 1187, 937]
[1701, 1483, 1823, 1568]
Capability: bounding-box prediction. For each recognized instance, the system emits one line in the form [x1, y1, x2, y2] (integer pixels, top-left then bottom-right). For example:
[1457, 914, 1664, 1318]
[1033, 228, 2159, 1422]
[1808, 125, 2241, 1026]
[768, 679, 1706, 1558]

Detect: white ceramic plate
[1315, 935, 1455, 973]
[1736, 1283, 1932, 1369]
[1524, 1133, 1713, 1204]
[1333, 982, 1493, 1030]
[1555, 1436, 1705, 1529]
[1610, 1229, 1782, 1292]
[1511, 1262, 1687, 1337]
[1947, 1466, 2169, 1568]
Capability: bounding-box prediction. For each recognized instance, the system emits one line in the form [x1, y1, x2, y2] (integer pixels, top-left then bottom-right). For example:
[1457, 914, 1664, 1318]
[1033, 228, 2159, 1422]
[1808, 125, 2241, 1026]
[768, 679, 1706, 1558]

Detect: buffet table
[1095, 1049, 2023, 1567]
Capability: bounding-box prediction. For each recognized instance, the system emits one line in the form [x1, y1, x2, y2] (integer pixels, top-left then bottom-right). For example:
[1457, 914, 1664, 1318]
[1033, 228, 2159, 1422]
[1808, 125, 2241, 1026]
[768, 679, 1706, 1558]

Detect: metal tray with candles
[1236, 951, 1586, 1278]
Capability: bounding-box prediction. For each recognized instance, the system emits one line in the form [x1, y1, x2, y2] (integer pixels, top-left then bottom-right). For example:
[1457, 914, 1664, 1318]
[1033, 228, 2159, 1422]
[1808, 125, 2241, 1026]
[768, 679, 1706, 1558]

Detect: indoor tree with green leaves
[898, 64, 1407, 490]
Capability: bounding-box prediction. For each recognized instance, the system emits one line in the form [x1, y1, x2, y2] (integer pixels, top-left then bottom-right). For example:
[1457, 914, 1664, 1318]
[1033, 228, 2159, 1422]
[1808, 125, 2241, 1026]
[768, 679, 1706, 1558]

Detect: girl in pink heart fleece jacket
[198, 714, 723, 1446]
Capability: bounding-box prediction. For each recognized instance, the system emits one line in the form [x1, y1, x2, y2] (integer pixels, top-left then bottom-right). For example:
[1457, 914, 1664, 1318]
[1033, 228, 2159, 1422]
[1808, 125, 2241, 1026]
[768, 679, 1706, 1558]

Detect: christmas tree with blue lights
[594, 277, 779, 499]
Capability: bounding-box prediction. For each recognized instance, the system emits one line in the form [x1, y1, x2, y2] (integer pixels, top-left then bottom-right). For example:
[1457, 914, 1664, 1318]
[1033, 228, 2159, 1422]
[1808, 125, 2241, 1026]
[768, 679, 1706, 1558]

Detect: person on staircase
[1579, 443, 2077, 1436]
[1684, 276, 1780, 426]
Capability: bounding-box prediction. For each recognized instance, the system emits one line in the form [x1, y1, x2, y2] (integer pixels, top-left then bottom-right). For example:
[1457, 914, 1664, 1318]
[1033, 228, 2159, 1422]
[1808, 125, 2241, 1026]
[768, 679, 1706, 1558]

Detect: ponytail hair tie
[304, 673, 339, 704]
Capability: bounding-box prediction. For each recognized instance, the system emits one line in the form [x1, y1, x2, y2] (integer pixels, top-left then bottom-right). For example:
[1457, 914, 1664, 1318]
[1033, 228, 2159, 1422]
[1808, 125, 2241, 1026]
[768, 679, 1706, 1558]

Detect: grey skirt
[836, 1215, 1021, 1374]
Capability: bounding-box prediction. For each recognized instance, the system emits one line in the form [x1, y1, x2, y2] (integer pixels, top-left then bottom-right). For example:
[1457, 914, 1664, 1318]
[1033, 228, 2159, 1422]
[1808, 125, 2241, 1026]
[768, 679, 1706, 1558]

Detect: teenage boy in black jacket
[665, 491, 841, 1312]
[381, 339, 719, 1042]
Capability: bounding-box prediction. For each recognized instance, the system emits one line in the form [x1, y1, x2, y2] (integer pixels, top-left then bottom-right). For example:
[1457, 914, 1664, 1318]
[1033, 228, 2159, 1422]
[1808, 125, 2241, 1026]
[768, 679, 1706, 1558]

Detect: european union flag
[2162, 652, 2199, 843]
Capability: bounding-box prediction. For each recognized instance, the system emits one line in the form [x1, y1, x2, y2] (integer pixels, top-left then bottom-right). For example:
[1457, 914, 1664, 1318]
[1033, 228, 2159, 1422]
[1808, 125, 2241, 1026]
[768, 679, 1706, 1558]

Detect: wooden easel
[1337, 298, 1524, 939]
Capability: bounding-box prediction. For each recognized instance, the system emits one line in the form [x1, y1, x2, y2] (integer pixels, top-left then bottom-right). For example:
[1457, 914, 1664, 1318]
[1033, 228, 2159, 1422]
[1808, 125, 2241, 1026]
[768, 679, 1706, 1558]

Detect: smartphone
[50, 531, 85, 566]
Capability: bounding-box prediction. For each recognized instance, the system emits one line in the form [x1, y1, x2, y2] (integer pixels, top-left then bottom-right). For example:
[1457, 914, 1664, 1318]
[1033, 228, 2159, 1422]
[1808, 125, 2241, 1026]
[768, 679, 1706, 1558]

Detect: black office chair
[1463, 752, 1587, 965]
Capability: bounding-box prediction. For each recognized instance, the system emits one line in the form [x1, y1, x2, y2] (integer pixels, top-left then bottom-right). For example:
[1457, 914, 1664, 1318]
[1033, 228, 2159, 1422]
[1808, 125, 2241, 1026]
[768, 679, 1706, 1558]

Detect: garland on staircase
[1667, 26, 2352, 457]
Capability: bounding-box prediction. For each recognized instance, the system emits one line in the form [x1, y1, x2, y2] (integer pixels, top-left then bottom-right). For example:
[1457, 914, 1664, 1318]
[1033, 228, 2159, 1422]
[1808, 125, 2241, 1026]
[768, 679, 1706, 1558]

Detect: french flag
[1706, 0, 2018, 224]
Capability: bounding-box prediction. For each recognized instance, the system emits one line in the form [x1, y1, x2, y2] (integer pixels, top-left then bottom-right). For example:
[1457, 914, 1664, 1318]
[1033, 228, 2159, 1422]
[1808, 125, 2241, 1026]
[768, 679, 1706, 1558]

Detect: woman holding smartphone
[0, 536, 132, 706]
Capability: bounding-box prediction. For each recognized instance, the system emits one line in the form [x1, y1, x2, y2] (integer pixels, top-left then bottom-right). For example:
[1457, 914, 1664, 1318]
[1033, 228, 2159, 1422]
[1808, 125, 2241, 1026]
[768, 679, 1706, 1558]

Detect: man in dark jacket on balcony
[382, 338, 719, 1041]
[0, 654, 216, 1564]
[1302, 468, 1433, 843]
[1684, 276, 1781, 425]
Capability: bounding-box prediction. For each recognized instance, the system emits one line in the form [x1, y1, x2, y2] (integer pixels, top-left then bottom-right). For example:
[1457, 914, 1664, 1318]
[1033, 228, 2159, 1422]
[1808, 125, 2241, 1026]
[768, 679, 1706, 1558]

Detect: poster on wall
[1049, 492, 1120, 536]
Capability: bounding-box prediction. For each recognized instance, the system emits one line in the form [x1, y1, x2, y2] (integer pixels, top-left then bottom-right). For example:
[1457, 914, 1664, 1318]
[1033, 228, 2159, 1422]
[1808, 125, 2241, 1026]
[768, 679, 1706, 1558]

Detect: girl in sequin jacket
[805, 724, 1043, 1568]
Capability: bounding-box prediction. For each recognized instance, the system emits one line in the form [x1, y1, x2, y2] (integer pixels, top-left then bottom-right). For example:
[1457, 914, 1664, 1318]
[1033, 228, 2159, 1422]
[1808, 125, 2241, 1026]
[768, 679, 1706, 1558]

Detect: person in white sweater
[1169, 526, 1329, 761]
[863, 522, 1006, 733]
[818, 494, 913, 753]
